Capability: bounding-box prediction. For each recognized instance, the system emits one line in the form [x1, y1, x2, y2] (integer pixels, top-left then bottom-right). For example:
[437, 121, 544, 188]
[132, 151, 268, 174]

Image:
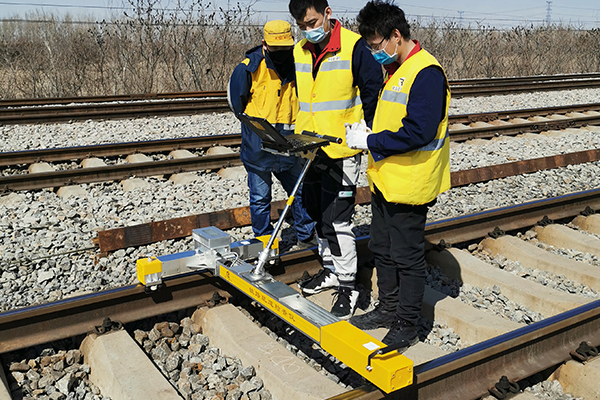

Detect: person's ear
[392, 29, 402, 44]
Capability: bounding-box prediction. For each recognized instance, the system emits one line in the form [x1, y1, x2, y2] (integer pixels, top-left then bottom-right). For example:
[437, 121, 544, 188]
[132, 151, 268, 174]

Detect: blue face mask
[303, 17, 328, 44]
[371, 40, 398, 65]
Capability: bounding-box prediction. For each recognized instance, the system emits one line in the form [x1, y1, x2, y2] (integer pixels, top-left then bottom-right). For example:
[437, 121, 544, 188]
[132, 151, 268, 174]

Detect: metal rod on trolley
[251, 154, 314, 277]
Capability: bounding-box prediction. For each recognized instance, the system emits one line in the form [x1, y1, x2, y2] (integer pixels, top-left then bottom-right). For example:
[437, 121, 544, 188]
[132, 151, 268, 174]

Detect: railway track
[3, 76, 600, 399]
[2, 190, 600, 399]
[1, 103, 599, 192]
[2, 73, 600, 125]
[0, 96, 230, 125]
[449, 72, 600, 97]
[2, 102, 600, 167]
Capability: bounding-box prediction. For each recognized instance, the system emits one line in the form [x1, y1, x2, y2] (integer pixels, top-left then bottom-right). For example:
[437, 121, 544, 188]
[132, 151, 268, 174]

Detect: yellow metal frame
[218, 262, 414, 393]
[256, 234, 279, 254]
[135, 246, 415, 393]
[136, 257, 162, 285]
[321, 321, 413, 392]
[218, 264, 321, 341]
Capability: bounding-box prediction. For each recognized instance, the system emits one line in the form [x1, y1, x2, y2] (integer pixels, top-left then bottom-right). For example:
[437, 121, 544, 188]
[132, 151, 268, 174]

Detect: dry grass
[1, 4, 599, 99]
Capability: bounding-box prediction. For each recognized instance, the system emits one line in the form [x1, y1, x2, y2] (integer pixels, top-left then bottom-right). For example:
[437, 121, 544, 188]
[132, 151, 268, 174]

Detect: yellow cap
[263, 20, 294, 46]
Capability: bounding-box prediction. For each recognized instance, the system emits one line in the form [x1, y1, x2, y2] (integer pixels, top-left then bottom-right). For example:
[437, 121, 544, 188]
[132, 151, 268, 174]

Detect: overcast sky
[0, 0, 599, 28]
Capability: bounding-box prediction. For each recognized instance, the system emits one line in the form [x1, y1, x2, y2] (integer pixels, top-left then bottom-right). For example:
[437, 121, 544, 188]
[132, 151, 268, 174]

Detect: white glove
[345, 119, 372, 150]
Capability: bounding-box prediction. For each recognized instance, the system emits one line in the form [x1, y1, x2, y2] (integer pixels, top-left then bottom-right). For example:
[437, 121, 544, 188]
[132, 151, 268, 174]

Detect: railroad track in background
[1, 102, 600, 192]
[449, 72, 600, 97]
[3, 189, 600, 399]
[2, 73, 600, 124]
[0, 94, 231, 125]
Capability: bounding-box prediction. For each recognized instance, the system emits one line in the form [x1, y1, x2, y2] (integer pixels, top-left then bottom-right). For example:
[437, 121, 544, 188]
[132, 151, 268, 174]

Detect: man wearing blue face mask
[288, 0, 383, 320]
[346, 0, 450, 354]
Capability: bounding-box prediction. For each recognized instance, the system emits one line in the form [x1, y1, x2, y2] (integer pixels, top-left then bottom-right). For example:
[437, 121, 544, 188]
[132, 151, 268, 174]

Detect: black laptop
[237, 113, 330, 154]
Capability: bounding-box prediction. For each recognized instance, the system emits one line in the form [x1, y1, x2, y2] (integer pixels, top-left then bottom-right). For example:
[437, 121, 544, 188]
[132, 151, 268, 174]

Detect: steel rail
[449, 102, 600, 125]
[0, 98, 230, 125]
[3, 112, 600, 192]
[0, 134, 242, 167]
[2, 103, 599, 167]
[2, 73, 600, 108]
[0, 273, 227, 354]
[450, 78, 600, 97]
[448, 72, 600, 86]
[328, 188, 600, 399]
[1, 75, 600, 125]
[329, 299, 600, 400]
[0, 249, 320, 354]
[95, 171, 600, 254]
[449, 113, 600, 142]
[0, 153, 243, 191]
[0, 91, 226, 108]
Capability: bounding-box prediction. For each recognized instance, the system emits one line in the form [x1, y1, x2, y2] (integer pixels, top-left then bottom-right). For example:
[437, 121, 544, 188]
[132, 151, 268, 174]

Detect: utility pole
[545, 1, 553, 25]
[458, 10, 464, 26]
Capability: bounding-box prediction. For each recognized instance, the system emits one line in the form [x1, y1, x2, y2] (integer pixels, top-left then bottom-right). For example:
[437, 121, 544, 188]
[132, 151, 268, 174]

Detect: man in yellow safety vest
[289, 0, 383, 319]
[346, 0, 451, 353]
[228, 20, 317, 250]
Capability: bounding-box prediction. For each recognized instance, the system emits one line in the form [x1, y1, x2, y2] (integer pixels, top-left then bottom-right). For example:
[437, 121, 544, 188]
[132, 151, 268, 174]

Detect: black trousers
[368, 186, 433, 326]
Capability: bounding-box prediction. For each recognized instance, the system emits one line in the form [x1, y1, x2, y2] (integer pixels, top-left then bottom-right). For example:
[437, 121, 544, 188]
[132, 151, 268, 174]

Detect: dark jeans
[245, 163, 315, 242]
[368, 186, 433, 326]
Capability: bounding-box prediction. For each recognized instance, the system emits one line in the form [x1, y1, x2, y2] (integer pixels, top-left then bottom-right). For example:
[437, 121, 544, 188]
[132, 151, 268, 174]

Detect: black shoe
[298, 268, 339, 295]
[349, 305, 395, 330]
[331, 286, 359, 320]
[382, 319, 419, 353]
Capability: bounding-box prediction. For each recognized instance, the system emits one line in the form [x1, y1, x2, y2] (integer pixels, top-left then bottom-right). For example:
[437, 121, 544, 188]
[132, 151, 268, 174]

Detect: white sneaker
[298, 268, 339, 295]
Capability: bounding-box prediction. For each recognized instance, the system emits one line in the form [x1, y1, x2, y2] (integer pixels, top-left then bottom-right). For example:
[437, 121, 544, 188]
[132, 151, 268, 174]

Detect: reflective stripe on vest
[368, 49, 451, 205]
[380, 90, 408, 106]
[243, 51, 298, 125]
[299, 96, 362, 113]
[294, 27, 363, 159]
[416, 128, 448, 152]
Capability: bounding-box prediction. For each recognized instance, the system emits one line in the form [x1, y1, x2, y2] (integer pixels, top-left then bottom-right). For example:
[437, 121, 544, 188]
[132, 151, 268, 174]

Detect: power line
[0, 2, 598, 28]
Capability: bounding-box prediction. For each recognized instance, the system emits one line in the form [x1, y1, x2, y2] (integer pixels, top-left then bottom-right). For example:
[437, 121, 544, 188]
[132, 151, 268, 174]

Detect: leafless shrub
[412, 22, 600, 79]
[0, 7, 599, 99]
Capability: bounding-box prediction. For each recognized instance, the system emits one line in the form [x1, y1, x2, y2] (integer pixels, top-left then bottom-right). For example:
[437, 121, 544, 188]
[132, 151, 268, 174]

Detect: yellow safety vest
[294, 27, 363, 159]
[368, 49, 451, 205]
[243, 49, 298, 125]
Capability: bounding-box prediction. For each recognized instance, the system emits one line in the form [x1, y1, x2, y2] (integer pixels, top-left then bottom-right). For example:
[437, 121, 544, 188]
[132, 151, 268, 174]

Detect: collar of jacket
[302, 19, 342, 66]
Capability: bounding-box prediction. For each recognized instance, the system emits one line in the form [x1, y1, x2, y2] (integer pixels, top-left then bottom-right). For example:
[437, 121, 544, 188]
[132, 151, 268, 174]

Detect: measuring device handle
[301, 131, 343, 144]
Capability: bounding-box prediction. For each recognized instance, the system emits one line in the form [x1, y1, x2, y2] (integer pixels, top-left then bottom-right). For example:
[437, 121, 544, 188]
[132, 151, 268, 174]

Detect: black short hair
[357, 0, 410, 40]
[288, 0, 329, 21]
